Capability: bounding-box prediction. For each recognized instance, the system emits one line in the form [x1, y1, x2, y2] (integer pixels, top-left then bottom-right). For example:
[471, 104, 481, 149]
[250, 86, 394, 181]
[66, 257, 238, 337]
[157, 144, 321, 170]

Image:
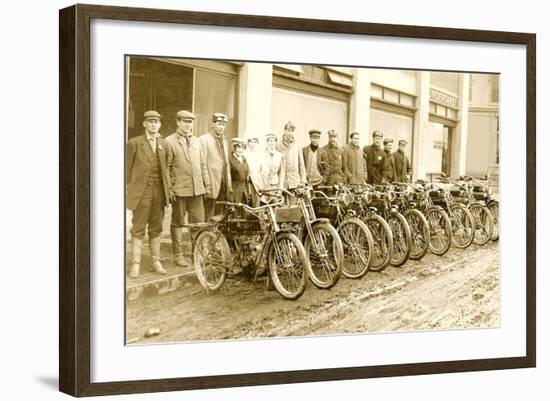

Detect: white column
[412, 71, 430, 181]
[349, 68, 371, 147]
[238, 63, 273, 139]
[451, 73, 470, 178]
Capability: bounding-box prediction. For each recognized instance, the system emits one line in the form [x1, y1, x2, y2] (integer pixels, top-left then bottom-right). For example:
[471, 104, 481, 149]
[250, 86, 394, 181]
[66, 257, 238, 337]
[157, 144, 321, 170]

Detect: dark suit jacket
[383, 151, 397, 183]
[363, 144, 387, 184]
[229, 153, 250, 203]
[302, 145, 327, 185]
[392, 150, 411, 182]
[126, 135, 171, 211]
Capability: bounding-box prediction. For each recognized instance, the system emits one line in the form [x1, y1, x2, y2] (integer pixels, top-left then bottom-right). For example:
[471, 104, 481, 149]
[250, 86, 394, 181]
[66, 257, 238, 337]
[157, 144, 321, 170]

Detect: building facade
[126, 56, 499, 182]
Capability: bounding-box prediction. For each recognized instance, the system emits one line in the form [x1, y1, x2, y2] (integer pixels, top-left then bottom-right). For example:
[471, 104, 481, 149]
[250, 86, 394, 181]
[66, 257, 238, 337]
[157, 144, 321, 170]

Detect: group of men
[126, 110, 411, 278]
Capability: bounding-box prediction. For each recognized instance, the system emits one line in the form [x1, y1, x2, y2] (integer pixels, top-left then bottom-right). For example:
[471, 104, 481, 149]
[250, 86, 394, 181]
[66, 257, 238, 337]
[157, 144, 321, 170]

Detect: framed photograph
[59, 3, 536, 397]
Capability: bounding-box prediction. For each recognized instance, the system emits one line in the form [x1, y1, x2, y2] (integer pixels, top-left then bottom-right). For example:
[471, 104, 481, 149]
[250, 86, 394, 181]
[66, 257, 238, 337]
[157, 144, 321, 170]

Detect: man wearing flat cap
[343, 131, 367, 185]
[126, 111, 171, 278]
[393, 139, 412, 182]
[278, 121, 307, 190]
[322, 129, 346, 185]
[302, 129, 326, 187]
[165, 110, 210, 268]
[259, 133, 285, 190]
[363, 130, 388, 185]
[382, 138, 397, 183]
[199, 113, 233, 219]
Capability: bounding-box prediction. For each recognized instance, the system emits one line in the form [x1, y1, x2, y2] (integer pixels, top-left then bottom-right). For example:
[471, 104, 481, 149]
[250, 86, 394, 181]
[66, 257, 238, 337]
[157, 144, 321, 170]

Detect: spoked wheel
[426, 207, 452, 256]
[487, 200, 499, 241]
[470, 204, 494, 245]
[449, 204, 475, 249]
[268, 232, 309, 300]
[388, 212, 412, 267]
[337, 217, 373, 279]
[404, 209, 430, 260]
[304, 223, 344, 289]
[364, 215, 393, 272]
[193, 230, 231, 291]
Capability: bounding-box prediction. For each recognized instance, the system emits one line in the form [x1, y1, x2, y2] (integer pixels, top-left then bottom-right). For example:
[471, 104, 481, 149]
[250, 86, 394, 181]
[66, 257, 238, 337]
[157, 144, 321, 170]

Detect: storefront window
[127, 57, 193, 139]
[270, 87, 348, 148]
[369, 109, 413, 159]
[194, 69, 237, 140]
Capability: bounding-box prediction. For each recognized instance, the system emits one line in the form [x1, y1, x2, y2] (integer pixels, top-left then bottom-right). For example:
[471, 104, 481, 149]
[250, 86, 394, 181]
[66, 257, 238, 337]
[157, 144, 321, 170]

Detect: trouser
[130, 178, 165, 239]
[204, 180, 230, 219]
[171, 195, 205, 226]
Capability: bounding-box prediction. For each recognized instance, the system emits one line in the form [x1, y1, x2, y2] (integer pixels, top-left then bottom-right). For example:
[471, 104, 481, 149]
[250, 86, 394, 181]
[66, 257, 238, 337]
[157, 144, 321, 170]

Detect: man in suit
[383, 138, 397, 183]
[363, 130, 387, 185]
[126, 111, 171, 278]
[165, 110, 211, 268]
[229, 137, 250, 204]
[200, 113, 233, 219]
[302, 129, 326, 187]
[322, 129, 346, 186]
[343, 131, 367, 184]
[393, 139, 412, 182]
[245, 134, 262, 207]
[278, 121, 307, 190]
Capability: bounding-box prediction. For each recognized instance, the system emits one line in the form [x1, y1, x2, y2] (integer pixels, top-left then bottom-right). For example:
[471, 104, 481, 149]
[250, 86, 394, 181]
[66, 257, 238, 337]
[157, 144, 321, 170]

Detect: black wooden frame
[59, 3, 536, 397]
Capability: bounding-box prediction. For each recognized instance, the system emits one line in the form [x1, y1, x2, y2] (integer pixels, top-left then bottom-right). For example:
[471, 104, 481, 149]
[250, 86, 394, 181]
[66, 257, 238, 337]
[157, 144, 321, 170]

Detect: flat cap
[398, 139, 408, 145]
[231, 137, 247, 146]
[284, 121, 296, 131]
[308, 129, 321, 137]
[143, 110, 161, 120]
[212, 113, 228, 123]
[328, 129, 338, 137]
[383, 138, 394, 145]
[265, 133, 278, 141]
[176, 110, 195, 121]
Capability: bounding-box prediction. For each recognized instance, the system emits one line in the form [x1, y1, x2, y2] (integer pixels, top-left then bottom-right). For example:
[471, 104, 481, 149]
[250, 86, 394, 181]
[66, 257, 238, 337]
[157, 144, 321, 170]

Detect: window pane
[194, 69, 237, 140]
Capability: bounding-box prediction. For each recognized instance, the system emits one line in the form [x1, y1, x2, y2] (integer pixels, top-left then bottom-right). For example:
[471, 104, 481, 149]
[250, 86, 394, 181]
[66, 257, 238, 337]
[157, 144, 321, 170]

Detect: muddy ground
[126, 241, 499, 344]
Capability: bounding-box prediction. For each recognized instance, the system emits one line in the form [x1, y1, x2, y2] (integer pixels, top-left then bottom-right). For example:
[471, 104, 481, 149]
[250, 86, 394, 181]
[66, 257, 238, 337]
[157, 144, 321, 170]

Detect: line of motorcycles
[185, 174, 499, 300]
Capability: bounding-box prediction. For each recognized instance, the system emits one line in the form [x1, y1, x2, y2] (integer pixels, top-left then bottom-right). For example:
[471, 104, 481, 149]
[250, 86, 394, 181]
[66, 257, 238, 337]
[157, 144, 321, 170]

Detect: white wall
[2, 1, 547, 401]
[367, 68, 418, 95]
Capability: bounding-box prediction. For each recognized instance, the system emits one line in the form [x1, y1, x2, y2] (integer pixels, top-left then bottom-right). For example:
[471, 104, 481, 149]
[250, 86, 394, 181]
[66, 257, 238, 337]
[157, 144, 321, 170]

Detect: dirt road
[126, 241, 499, 344]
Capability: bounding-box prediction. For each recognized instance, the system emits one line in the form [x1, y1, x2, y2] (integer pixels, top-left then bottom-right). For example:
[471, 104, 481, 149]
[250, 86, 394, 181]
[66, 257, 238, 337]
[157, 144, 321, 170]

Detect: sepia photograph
[124, 56, 500, 344]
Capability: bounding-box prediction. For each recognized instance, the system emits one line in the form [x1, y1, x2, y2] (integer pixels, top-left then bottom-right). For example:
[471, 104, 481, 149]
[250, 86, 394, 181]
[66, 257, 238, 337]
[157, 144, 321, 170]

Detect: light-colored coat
[278, 140, 307, 189]
[258, 149, 285, 189]
[165, 132, 210, 197]
[199, 132, 233, 199]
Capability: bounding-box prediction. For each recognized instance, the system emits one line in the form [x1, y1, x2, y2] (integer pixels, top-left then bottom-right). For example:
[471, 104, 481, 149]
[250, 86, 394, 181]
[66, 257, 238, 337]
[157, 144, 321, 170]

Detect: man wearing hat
[322, 129, 346, 186]
[343, 131, 367, 185]
[363, 130, 388, 185]
[393, 139, 412, 182]
[382, 138, 397, 183]
[126, 111, 171, 278]
[259, 133, 285, 190]
[278, 121, 307, 190]
[165, 110, 211, 268]
[229, 137, 250, 205]
[199, 113, 233, 219]
[302, 129, 326, 187]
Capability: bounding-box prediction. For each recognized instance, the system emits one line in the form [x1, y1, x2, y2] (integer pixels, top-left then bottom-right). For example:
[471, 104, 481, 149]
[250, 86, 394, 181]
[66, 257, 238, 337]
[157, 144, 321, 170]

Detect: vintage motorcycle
[312, 185, 374, 279]
[184, 190, 310, 300]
